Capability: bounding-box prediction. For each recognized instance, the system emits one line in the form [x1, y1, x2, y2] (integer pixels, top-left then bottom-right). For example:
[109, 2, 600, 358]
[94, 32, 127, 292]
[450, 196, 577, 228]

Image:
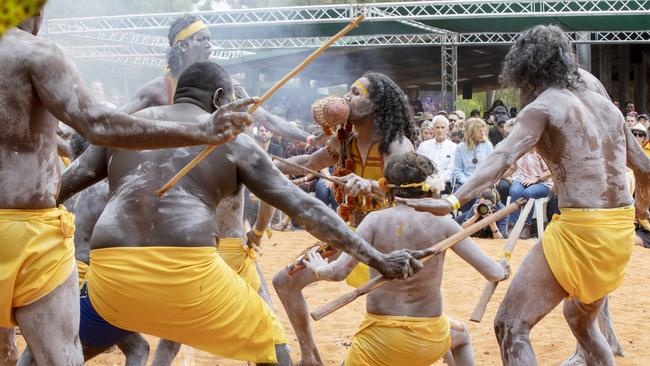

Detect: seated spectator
[255, 125, 283, 157]
[449, 130, 464, 144]
[495, 118, 517, 205]
[420, 120, 435, 142]
[414, 112, 433, 128]
[508, 148, 552, 239]
[452, 118, 493, 189]
[456, 188, 506, 239]
[448, 110, 465, 131]
[631, 123, 650, 158]
[314, 167, 338, 211]
[626, 113, 638, 128]
[489, 114, 508, 146]
[417, 115, 456, 193]
[638, 114, 649, 129]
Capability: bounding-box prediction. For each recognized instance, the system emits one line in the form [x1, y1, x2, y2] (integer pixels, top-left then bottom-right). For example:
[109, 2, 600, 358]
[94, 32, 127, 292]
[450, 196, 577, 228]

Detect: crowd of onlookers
[415, 98, 650, 243]
[245, 94, 650, 245]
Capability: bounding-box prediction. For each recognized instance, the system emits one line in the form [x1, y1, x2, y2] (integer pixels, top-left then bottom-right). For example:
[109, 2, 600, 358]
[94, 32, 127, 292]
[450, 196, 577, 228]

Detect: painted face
[421, 128, 435, 141]
[433, 121, 448, 141]
[184, 29, 212, 64]
[344, 77, 373, 122]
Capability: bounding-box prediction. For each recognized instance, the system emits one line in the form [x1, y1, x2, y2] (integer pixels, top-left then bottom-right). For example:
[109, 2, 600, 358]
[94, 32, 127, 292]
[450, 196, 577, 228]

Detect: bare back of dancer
[0, 13, 252, 366]
[399, 25, 650, 366]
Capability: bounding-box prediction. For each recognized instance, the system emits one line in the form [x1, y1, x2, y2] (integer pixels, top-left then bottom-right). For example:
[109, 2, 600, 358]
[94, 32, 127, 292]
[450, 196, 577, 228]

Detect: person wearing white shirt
[417, 116, 457, 192]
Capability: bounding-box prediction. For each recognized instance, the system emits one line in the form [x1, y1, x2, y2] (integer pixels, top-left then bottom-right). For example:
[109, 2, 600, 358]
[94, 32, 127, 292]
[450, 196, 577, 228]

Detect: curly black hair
[500, 25, 580, 100]
[166, 14, 200, 76]
[364, 72, 416, 155]
[384, 152, 437, 199]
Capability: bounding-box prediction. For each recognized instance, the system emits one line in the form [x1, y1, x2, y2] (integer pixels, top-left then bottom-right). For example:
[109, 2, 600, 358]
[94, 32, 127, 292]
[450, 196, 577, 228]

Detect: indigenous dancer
[0, 12, 252, 365]
[121, 14, 310, 143]
[271, 72, 415, 365]
[56, 63, 422, 365]
[118, 14, 311, 364]
[304, 152, 508, 366]
[398, 25, 650, 365]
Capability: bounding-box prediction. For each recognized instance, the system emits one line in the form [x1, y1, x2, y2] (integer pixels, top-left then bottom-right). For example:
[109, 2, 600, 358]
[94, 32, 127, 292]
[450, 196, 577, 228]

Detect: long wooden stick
[156, 15, 365, 197]
[310, 198, 526, 321]
[469, 199, 534, 322]
[272, 155, 344, 185]
[271, 155, 384, 202]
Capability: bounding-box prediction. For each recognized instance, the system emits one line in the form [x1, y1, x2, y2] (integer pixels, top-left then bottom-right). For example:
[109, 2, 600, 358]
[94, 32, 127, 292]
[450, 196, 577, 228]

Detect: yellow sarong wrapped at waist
[345, 312, 451, 366]
[542, 206, 635, 304]
[0, 206, 75, 327]
[87, 246, 286, 363]
[76, 260, 89, 288]
[217, 238, 260, 292]
[345, 263, 369, 288]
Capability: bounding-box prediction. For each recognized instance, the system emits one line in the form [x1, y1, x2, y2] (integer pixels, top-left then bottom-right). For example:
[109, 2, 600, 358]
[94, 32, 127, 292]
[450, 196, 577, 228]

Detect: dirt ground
[16, 231, 650, 365]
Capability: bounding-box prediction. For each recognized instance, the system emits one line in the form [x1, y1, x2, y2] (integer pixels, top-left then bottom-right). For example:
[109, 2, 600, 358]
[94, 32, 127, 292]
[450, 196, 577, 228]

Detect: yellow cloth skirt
[217, 238, 260, 292]
[86, 246, 286, 363]
[0, 206, 75, 327]
[345, 262, 369, 288]
[542, 206, 635, 304]
[345, 312, 451, 366]
[76, 260, 89, 288]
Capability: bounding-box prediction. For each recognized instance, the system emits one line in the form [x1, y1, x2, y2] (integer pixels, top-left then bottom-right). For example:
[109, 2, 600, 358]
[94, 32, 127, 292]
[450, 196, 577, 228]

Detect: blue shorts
[79, 281, 133, 349]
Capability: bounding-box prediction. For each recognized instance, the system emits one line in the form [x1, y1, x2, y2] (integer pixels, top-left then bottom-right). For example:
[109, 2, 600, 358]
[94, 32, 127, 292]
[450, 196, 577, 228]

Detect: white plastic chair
[505, 196, 549, 239]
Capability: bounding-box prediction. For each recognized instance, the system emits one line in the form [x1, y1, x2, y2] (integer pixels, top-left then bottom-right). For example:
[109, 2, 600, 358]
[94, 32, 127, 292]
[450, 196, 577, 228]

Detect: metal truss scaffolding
[45, 1, 650, 34]
[440, 33, 458, 111]
[44, 1, 650, 99]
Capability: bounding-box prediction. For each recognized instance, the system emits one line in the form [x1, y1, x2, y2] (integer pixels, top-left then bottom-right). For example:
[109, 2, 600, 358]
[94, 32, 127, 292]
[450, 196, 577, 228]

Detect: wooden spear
[156, 14, 366, 197]
[271, 155, 385, 202]
[310, 198, 526, 321]
[469, 198, 535, 322]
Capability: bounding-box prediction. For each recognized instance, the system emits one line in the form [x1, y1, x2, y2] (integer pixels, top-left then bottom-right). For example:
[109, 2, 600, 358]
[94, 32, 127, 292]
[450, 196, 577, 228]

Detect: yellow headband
[378, 178, 431, 193]
[173, 21, 208, 44]
[353, 80, 369, 97]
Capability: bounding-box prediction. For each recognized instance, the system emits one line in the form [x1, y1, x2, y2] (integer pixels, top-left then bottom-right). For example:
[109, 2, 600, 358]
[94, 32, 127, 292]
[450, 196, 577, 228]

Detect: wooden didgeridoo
[271, 155, 385, 202]
[310, 198, 526, 321]
[156, 14, 365, 197]
[469, 198, 535, 322]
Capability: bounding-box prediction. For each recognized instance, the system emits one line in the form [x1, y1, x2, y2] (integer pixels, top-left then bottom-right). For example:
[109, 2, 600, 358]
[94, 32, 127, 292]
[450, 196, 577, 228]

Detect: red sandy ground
[16, 231, 650, 365]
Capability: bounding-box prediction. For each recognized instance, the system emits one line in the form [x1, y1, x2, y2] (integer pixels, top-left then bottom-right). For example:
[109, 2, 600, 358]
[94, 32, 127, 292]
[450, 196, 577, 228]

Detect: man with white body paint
[56, 62, 423, 366]
[117, 14, 315, 364]
[0, 10, 254, 365]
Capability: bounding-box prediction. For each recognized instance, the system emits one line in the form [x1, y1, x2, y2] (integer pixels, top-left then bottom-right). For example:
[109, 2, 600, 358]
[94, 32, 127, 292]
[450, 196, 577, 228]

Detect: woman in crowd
[508, 148, 552, 238]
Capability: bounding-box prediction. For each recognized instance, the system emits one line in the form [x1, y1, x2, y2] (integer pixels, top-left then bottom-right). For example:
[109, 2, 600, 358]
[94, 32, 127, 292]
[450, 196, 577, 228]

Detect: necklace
[472, 144, 478, 164]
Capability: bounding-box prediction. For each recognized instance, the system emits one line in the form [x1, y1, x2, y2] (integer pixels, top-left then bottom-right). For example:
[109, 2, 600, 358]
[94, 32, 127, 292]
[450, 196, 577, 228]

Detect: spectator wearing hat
[417, 115, 456, 193]
[449, 110, 465, 131]
[449, 130, 464, 144]
[631, 123, 650, 158]
[638, 114, 649, 129]
[489, 114, 509, 146]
